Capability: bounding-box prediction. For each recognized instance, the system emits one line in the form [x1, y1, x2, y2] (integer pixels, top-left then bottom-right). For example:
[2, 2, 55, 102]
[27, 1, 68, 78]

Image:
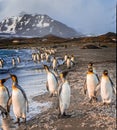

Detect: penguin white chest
[67, 59, 71, 68]
[86, 74, 98, 97]
[12, 89, 26, 118]
[53, 60, 57, 68]
[47, 73, 57, 92]
[101, 78, 113, 102]
[0, 87, 9, 109]
[60, 82, 71, 109]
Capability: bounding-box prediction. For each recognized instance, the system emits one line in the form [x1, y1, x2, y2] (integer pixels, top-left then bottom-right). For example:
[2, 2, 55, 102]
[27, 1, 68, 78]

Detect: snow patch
[18, 27, 22, 30]
[1, 16, 22, 33]
[32, 24, 36, 27]
[51, 20, 54, 22]
[49, 26, 54, 32]
[25, 19, 30, 25]
[43, 23, 50, 27]
[26, 28, 30, 31]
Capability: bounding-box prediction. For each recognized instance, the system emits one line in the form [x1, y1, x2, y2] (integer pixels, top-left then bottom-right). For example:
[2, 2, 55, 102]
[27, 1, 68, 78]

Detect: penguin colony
[0, 47, 116, 125]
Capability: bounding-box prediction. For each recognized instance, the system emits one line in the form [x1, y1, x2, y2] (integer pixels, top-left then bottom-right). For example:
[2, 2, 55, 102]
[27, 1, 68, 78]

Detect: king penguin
[83, 68, 100, 103]
[58, 71, 71, 118]
[52, 56, 59, 71]
[8, 74, 29, 124]
[88, 62, 97, 74]
[0, 59, 4, 68]
[0, 77, 10, 117]
[100, 70, 116, 105]
[64, 54, 68, 62]
[44, 65, 58, 97]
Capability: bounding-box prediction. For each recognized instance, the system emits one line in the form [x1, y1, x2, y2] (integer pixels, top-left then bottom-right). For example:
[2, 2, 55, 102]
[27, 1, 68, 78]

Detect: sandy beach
[12, 47, 116, 130]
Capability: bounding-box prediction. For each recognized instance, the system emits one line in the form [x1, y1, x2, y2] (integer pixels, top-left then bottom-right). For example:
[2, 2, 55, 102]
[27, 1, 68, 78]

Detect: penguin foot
[1, 112, 8, 118]
[101, 102, 110, 107]
[22, 118, 26, 124]
[49, 94, 53, 98]
[59, 114, 71, 119]
[58, 113, 71, 119]
[89, 99, 92, 103]
[14, 118, 20, 126]
[14, 121, 20, 126]
[93, 97, 98, 102]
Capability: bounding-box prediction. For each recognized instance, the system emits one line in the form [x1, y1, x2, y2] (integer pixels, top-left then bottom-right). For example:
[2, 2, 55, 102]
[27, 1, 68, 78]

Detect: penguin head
[103, 70, 108, 76]
[71, 55, 74, 57]
[88, 62, 93, 68]
[43, 65, 49, 72]
[60, 71, 68, 80]
[88, 68, 93, 73]
[67, 56, 70, 59]
[0, 77, 10, 85]
[10, 74, 18, 83]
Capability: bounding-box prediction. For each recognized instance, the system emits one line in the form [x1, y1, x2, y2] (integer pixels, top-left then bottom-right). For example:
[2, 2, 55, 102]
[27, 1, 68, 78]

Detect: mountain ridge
[0, 14, 82, 38]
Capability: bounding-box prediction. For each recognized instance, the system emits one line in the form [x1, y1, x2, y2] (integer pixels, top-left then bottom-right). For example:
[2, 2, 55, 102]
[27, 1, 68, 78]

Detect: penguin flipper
[95, 74, 100, 82]
[5, 86, 10, 98]
[71, 60, 75, 65]
[62, 60, 66, 65]
[95, 83, 101, 96]
[58, 82, 63, 95]
[51, 71, 58, 84]
[109, 77, 116, 94]
[109, 77, 114, 86]
[46, 81, 49, 91]
[0, 105, 8, 116]
[26, 101, 29, 113]
[7, 95, 12, 113]
[83, 80, 87, 95]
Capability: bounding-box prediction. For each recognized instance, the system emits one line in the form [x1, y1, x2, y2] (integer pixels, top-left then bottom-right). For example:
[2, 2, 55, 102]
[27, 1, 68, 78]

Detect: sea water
[0, 49, 52, 129]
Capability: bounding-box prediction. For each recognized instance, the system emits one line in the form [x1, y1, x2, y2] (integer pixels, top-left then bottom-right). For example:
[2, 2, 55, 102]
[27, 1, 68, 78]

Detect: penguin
[36, 53, 41, 62]
[43, 65, 58, 97]
[58, 71, 71, 118]
[100, 70, 116, 105]
[0, 59, 4, 68]
[70, 55, 75, 67]
[83, 68, 100, 103]
[0, 77, 10, 117]
[17, 56, 21, 63]
[45, 53, 50, 62]
[12, 58, 16, 66]
[66, 56, 74, 69]
[64, 54, 68, 62]
[40, 53, 44, 61]
[52, 57, 59, 71]
[32, 53, 37, 62]
[71, 55, 75, 63]
[8, 74, 29, 125]
[88, 62, 97, 74]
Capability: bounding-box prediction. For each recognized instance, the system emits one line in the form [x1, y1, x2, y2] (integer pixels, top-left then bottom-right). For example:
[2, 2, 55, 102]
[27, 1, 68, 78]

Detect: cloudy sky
[0, 0, 116, 35]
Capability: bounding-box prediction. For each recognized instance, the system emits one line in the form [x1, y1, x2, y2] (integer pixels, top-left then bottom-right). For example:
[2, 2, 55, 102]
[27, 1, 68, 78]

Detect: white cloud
[0, 0, 116, 34]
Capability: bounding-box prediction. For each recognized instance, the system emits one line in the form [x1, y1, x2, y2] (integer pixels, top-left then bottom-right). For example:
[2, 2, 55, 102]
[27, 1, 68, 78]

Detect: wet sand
[14, 47, 116, 130]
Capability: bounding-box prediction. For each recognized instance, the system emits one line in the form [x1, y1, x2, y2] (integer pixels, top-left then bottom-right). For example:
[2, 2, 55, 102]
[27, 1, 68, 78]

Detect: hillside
[0, 32, 116, 49]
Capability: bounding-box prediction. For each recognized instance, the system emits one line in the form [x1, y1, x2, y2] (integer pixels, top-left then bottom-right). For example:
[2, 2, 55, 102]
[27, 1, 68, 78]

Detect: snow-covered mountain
[0, 14, 81, 38]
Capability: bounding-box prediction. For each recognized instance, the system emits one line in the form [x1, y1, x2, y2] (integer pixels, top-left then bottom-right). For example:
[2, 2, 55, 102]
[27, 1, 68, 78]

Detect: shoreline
[16, 47, 116, 130]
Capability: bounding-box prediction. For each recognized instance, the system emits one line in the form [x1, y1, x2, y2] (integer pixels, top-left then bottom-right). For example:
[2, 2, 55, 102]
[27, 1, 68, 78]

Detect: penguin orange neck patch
[12, 85, 18, 90]
[87, 72, 93, 75]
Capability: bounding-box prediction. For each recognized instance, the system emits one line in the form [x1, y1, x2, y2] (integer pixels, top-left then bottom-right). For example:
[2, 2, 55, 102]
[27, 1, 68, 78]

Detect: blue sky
[0, 0, 116, 35]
